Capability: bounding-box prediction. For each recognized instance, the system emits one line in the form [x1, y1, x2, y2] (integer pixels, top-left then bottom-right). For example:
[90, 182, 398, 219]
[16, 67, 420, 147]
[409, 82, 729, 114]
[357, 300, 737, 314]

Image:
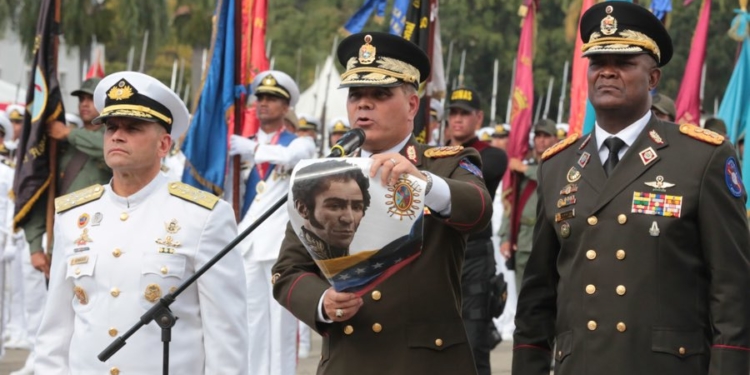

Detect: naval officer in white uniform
[34, 71, 249, 374]
[229, 70, 315, 375]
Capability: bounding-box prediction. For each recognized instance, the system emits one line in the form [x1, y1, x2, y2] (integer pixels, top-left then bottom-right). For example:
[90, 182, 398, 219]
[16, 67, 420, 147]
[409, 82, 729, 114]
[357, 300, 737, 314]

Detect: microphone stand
[98, 129, 365, 374]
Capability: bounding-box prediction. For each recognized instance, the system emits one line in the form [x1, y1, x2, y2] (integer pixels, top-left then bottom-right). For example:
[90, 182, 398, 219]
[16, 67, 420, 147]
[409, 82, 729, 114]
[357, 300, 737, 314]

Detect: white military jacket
[237, 133, 315, 262]
[35, 173, 248, 374]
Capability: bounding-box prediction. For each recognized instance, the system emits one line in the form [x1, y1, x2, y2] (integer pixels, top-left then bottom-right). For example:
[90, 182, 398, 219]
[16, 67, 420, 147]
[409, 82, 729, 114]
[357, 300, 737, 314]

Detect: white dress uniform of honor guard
[34, 71, 249, 374]
[229, 70, 315, 375]
[0, 111, 15, 360]
[1, 106, 30, 356]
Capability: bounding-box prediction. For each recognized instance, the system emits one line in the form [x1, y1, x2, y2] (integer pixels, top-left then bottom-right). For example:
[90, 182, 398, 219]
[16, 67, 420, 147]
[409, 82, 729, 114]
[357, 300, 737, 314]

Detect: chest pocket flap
[142, 253, 187, 279]
[66, 253, 97, 279]
[407, 320, 467, 351]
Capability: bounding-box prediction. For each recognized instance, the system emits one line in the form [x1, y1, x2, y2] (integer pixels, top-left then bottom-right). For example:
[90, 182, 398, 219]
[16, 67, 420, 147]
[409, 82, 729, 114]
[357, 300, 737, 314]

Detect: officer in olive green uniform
[272, 32, 493, 375]
[499, 119, 557, 292]
[512, 4, 750, 375]
[22, 77, 112, 274]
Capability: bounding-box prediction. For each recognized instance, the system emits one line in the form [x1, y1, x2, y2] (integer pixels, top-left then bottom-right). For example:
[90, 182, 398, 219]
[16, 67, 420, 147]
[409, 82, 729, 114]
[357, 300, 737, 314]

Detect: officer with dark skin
[513, 3, 750, 375]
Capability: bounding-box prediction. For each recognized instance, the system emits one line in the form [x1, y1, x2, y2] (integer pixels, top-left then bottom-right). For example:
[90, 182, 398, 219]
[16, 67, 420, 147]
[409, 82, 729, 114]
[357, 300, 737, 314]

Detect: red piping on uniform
[447, 182, 486, 227]
[286, 272, 316, 308]
[513, 344, 551, 352]
[712, 344, 750, 351]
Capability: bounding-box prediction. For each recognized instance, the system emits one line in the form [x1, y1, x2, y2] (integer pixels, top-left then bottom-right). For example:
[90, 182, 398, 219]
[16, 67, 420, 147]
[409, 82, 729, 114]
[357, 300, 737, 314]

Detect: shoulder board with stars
[542, 133, 581, 161]
[679, 124, 724, 146]
[168, 182, 219, 210]
[424, 146, 464, 158]
[55, 184, 105, 214]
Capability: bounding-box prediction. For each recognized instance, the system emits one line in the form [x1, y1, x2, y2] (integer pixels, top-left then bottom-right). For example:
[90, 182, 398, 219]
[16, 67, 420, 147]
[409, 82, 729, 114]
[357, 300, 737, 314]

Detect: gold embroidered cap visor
[252, 70, 300, 107]
[579, 2, 673, 67]
[337, 31, 430, 89]
[297, 114, 319, 131]
[6, 104, 24, 121]
[92, 71, 189, 140]
[329, 117, 350, 134]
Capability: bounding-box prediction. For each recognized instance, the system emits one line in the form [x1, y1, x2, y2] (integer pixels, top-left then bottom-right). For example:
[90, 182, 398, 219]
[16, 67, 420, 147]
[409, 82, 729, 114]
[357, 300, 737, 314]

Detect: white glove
[229, 135, 258, 158]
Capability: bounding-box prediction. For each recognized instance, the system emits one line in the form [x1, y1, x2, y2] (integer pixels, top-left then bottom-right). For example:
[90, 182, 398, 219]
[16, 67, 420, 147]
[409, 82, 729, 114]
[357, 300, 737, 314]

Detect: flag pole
[232, 0, 244, 220]
[46, 0, 62, 257]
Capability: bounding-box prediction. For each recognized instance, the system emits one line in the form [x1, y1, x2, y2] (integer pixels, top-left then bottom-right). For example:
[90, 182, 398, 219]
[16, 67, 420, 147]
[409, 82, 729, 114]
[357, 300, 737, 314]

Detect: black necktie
[603, 137, 626, 177]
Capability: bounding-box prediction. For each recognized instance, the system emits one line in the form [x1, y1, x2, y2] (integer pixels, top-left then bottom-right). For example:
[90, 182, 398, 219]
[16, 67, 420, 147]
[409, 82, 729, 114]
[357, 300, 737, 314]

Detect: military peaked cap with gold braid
[329, 117, 350, 134]
[252, 70, 300, 106]
[93, 71, 190, 140]
[679, 124, 724, 146]
[580, 2, 673, 66]
[168, 182, 220, 210]
[542, 133, 581, 161]
[6, 104, 24, 121]
[337, 32, 430, 89]
[55, 185, 105, 213]
[297, 114, 319, 132]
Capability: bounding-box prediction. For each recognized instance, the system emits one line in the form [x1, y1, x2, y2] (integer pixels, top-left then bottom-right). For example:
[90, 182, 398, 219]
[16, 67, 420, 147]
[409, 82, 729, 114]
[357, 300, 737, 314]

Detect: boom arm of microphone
[328, 128, 366, 157]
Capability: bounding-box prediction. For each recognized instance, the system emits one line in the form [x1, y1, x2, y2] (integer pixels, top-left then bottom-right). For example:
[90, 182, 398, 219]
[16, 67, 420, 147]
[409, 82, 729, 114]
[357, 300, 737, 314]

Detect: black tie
[603, 137, 626, 177]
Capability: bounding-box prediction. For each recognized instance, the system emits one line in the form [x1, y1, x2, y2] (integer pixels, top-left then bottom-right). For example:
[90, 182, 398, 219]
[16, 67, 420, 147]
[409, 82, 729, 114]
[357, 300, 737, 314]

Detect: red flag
[503, 1, 536, 191]
[502, 1, 536, 250]
[674, 0, 711, 125]
[85, 49, 105, 79]
[567, 0, 595, 136]
[234, 0, 269, 137]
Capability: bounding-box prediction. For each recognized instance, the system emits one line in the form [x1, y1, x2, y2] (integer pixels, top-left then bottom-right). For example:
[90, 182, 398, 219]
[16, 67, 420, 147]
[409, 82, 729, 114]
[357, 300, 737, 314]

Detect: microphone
[328, 128, 366, 157]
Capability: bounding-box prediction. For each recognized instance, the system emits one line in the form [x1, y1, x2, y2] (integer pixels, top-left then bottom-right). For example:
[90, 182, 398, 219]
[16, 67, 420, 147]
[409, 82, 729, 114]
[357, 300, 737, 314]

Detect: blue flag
[342, 0, 387, 35]
[389, 0, 409, 35]
[718, 39, 750, 208]
[181, 0, 235, 195]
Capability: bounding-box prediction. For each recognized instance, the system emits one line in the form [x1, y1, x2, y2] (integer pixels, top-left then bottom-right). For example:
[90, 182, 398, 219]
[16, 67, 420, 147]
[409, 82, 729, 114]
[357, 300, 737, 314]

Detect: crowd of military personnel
[0, 2, 748, 374]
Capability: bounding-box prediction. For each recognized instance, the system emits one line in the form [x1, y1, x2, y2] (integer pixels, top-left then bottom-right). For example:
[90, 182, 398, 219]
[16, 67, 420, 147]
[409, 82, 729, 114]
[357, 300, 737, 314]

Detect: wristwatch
[420, 170, 433, 195]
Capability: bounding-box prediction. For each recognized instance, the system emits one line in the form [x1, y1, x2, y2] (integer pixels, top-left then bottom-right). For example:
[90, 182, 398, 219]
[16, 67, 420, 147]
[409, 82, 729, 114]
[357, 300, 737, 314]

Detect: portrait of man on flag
[288, 158, 425, 294]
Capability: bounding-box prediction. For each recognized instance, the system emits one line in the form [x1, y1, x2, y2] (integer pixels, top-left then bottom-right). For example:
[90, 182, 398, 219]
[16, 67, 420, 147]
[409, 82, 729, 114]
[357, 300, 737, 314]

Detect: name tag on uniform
[631, 191, 683, 218]
[70, 255, 89, 265]
[555, 209, 575, 223]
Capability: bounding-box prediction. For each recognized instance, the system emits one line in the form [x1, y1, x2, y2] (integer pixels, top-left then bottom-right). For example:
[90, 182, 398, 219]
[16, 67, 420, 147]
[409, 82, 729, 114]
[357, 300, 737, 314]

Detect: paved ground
[0, 334, 514, 374]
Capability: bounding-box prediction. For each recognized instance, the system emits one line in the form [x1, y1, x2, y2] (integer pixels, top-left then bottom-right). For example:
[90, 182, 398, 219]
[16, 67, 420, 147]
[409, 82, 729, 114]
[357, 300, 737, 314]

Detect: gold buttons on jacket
[587, 320, 597, 331]
[109, 328, 118, 337]
[585, 284, 596, 294]
[372, 323, 382, 333]
[616, 322, 627, 332]
[678, 347, 686, 355]
[586, 250, 596, 260]
[617, 214, 627, 224]
[616, 285, 626, 295]
[371, 290, 382, 301]
[120, 212, 129, 221]
[616, 250, 626, 260]
[587, 216, 598, 226]
[74, 268, 81, 275]
[435, 338, 444, 347]
[344, 325, 354, 335]
[161, 266, 168, 275]
[112, 248, 122, 258]
[110, 367, 120, 375]
[110, 288, 120, 297]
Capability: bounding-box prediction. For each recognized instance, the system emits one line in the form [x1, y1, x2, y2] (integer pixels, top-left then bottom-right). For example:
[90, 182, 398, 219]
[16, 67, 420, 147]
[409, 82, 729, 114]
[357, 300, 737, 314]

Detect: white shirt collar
[360, 134, 412, 158]
[595, 110, 652, 153]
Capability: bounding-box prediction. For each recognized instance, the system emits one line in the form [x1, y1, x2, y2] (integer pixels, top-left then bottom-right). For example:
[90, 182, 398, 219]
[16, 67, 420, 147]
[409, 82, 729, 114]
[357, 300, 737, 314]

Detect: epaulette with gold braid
[424, 146, 463, 158]
[542, 133, 580, 160]
[168, 182, 219, 210]
[679, 124, 724, 145]
[55, 184, 105, 213]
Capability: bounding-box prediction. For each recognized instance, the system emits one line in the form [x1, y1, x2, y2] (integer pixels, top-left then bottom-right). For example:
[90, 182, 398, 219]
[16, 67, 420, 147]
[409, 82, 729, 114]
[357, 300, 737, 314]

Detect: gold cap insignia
[8, 110, 22, 120]
[299, 118, 308, 126]
[333, 122, 347, 132]
[262, 75, 277, 87]
[358, 34, 376, 65]
[600, 6, 618, 35]
[107, 79, 135, 101]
